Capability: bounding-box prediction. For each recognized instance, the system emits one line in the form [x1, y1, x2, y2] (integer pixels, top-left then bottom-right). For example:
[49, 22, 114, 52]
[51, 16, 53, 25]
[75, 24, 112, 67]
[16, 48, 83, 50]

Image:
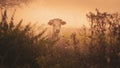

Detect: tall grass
[0, 9, 56, 68]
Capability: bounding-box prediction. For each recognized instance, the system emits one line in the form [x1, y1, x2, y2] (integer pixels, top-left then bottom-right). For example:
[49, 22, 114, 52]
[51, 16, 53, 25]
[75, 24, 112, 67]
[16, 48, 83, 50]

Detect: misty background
[0, 0, 120, 27]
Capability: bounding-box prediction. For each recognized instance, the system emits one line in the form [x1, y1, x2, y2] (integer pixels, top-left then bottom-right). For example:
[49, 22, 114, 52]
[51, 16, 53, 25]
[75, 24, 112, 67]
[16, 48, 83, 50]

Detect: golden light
[4, 0, 88, 28]
[6, 0, 120, 28]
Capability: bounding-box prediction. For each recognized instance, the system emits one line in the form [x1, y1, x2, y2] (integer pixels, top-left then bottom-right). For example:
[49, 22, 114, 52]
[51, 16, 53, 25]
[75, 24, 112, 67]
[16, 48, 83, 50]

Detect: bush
[86, 9, 120, 68]
[0, 9, 55, 68]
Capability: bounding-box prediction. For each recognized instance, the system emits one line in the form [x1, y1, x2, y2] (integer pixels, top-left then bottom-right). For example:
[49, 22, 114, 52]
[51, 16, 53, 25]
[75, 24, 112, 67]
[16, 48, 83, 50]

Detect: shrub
[0, 9, 55, 68]
[86, 9, 120, 68]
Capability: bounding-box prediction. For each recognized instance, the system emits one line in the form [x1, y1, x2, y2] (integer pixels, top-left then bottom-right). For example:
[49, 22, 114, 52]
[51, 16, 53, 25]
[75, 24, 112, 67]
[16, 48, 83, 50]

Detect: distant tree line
[0, 0, 32, 8]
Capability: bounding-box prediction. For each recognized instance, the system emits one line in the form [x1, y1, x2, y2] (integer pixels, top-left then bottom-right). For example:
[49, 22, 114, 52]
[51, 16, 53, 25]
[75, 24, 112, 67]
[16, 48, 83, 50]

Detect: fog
[2, 0, 120, 28]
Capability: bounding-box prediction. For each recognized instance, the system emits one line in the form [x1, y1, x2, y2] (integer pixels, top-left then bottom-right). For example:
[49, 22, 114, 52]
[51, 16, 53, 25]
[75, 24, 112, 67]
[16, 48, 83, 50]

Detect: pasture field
[0, 10, 120, 68]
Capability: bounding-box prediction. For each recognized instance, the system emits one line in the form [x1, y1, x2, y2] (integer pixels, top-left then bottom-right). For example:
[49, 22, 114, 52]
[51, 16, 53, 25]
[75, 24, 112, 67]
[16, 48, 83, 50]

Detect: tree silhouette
[0, 0, 32, 8]
[86, 9, 120, 68]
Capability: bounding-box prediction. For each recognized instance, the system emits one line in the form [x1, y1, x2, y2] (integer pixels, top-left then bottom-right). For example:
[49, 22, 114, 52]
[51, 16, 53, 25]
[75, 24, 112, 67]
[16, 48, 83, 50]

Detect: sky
[6, 0, 120, 28]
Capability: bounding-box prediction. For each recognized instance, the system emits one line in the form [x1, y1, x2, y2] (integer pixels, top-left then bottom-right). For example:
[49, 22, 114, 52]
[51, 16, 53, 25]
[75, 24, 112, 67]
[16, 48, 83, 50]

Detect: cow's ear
[48, 20, 53, 25]
[61, 21, 66, 25]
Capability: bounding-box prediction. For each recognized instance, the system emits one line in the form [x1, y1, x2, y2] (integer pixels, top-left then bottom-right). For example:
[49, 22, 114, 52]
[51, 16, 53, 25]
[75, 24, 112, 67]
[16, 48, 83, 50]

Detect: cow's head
[48, 18, 66, 33]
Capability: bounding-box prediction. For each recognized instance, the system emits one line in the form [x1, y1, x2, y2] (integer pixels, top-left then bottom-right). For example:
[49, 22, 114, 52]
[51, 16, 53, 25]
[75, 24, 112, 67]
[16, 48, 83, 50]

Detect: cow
[48, 18, 66, 40]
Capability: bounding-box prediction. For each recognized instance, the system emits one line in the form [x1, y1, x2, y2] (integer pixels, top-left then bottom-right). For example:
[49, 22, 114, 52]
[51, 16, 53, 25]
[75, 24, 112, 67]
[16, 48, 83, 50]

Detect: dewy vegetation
[0, 8, 120, 68]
